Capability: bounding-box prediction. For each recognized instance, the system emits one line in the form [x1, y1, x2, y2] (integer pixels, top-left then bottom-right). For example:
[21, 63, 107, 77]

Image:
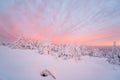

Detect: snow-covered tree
[38, 39, 51, 55]
[0, 41, 8, 46]
[25, 40, 35, 49]
[107, 41, 120, 65]
[34, 40, 41, 49]
[11, 35, 26, 49]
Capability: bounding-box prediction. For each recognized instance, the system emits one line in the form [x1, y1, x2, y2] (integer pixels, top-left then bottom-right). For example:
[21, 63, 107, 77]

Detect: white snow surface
[0, 46, 120, 80]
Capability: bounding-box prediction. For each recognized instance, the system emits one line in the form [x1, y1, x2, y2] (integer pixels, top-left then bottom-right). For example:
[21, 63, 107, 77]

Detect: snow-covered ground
[0, 46, 120, 80]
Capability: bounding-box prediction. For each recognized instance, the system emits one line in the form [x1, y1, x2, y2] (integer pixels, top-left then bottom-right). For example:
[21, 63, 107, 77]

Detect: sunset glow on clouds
[0, 0, 120, 46]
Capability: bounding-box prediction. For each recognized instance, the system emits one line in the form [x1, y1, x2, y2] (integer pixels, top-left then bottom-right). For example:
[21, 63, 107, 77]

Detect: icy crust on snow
[0, 46, 120, 80]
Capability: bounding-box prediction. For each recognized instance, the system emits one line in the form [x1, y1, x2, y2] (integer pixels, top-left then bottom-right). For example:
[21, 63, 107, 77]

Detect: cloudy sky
[0, 0, 120, 46]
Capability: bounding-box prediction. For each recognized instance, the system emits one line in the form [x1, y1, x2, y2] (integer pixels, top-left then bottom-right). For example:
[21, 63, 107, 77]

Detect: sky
[0, 0, 120, 46]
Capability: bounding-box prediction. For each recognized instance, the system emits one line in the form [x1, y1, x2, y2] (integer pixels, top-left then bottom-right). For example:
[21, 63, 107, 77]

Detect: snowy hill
[0, 46, 120, 80]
